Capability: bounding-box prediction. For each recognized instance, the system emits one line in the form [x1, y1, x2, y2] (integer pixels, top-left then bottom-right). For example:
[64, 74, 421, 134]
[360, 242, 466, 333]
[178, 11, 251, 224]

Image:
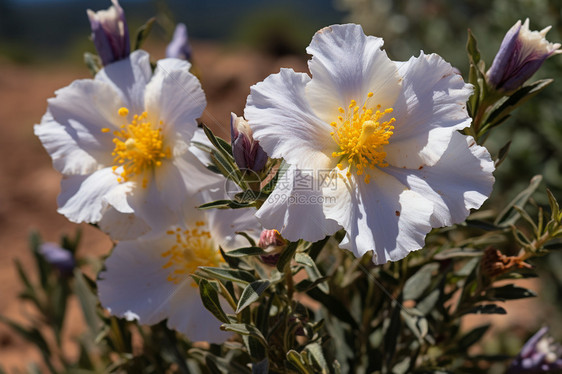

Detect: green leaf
[457, 324, 490, 352]
[306, 288, 359, 329]
[74, 270, 101, 334]
[276, 241, 299, 271]
[484, 284, 536, 301]
[202, 124, 234, 162]
[464, 304, 506, 315]
[198, 267, 256, 285]
[296, 252, 329, 293]
[236, 280, 271, 313]
[547, 189, 561, 222]
[466, 29, 481, 66]
[199, 199, 254, 210]
[295, 277, 330, 293]
[221, 323, 267, 346]
[307, 236, 330, 261]
[304, 342, 329, 373]
[134, 17, 155, 51]
[485, 79, 553, 130]
[416, 289, 441, 315]
[225, 247, 267, 258]
[495, 141, 512, 168]
[286, 350, 312, 374]
[403, 263, 439, 300]
[199, 279, 230, 323]
[495, 175, 542, 227]
[434, 248, 483, 260]
[384, 303, 402, 363]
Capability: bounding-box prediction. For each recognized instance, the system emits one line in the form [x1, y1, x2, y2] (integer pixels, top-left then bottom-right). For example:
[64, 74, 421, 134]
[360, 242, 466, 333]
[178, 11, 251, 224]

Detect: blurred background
[0, 0, 561, 371]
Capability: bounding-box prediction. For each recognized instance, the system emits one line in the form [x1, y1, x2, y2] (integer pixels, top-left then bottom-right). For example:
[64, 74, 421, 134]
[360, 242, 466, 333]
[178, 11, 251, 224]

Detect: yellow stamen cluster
[330, 92, 395, 184]
[102, 107, 171, 188]
[161, 221, 224, 285]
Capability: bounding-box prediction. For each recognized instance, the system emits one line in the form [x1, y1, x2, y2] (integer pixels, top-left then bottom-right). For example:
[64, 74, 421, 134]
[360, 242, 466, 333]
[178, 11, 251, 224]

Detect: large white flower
[97, 192, 261, 341]
[34, 50, 220, 240]
[245, 24, 495, 264]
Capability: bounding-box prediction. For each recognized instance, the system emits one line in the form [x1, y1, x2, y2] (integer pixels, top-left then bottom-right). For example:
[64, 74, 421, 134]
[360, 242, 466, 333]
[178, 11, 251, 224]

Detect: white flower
[34, 50, 220, 240]
[97, 193, 261, 341]
[245, 24, 495, 264]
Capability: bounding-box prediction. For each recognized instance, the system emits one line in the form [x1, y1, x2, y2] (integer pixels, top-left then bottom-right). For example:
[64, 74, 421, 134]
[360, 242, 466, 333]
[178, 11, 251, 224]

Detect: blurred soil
[0, 42, 541, 371]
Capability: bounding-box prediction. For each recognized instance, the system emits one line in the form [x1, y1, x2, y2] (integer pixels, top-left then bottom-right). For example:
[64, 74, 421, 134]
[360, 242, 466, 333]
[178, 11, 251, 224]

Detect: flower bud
[258, 229, 287, 266]
[230, 113, 268, 172]
[166, 23, 192, 61]
[487, 18, 561, 92]
[39, 242, 75, 276]
[507, 327, 562, 373]
[87, 0, 130, 66]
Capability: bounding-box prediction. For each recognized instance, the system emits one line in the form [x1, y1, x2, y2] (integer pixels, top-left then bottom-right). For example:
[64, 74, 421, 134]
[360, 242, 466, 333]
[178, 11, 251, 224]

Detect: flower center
[102, 107, 171, 188]
[330, 92, 395, 184]
[161, 222, 224, 286]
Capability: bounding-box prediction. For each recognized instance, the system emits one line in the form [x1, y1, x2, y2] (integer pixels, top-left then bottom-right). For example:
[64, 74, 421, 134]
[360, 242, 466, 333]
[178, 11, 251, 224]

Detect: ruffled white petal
[305, 24, 401, 123]
[36, 79, 125, 174]
[95, 50, 152, 114]
[324, 170, 433, 264]
[245, 69, 334, 170]
[98, 206, 151, 240]
[384, 132, 495, 227]
[57, 167, 120, 223]
[144, 58, 205, 141]
[255, 165, 341, 242]
[385, 52, 473, 168]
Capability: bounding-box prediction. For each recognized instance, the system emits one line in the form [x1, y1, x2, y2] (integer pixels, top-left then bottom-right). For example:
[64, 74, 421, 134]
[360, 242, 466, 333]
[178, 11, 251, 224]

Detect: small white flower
[245, 24, 495, 264]
[35, 50, 221, 240]
[97, 193, 261, 341]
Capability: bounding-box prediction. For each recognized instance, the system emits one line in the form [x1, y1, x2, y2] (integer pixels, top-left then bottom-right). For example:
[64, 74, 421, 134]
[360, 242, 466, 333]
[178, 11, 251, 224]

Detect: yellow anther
[118, 107, 129, 117]
[338, 107, 345, 114]
[101, 128, 110, 133]
[367, 92, 374, 98]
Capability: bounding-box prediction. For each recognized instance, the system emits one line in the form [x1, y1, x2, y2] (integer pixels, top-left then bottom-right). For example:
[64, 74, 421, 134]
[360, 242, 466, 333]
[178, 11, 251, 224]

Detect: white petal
[384, 132, 494, 227]
[188, 128, 215, 167]
[166, 284, 227, 342]
[245, 69, 334, 170]
[98, 206, 151, 240]
[255, 165, 341, 242]
[95, 50, 152, 114]
[98, 238, 181, 326]
[325, 170, 433, 264]
[305, 24, 401, 123]
[37, 80, 125, 174]
[385, 52, 473, 168]
[57, 167, 119, 223]
[144, 58, 205, 141]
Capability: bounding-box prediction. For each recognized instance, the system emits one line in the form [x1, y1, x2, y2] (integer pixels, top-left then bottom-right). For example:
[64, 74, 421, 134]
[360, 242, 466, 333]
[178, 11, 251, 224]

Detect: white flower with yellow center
[34, 50, 220, 240]
[97, 195, 261, 341]
[245, 24, 495, 264]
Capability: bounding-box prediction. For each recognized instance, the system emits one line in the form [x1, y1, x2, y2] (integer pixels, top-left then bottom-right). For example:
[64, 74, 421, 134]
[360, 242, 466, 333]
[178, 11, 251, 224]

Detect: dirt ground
[0, 43, 542, 371]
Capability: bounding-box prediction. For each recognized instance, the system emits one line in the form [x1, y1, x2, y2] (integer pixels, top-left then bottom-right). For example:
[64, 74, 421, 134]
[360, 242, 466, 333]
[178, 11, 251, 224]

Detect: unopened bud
[39, 242, 75, 276]
[258, 229, 287, 266]
[487, 18, 561, 93]
[166, 23, 192, 61]
[87, 0, 130, 66]
[230, 113, 268, 172]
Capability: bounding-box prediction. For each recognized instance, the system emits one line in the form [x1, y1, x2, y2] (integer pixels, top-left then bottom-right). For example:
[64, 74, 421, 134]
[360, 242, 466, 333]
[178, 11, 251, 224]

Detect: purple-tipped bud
[507, 327, 562, 373]
[258, 229, 287, 266]
[87, 0, 130, 66]
[230, 113, 268, 172]
[39, 243, 76, 276]
[487, 18, 561, 92]
[166, 23, 192, 61]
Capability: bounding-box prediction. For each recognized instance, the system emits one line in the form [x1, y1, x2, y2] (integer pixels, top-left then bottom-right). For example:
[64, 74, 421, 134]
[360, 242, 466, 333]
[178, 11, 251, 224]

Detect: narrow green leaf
[295, 277, 330, 293]
[201, 124, 235, 163]
[84, 52, 101, 76]
[384, 304, 402, 364]
[221, 323, 267, 346]
[434, 248, 483, 260]
[306, 288, 359, 329]
[307, 236, 330, 261]
[74, 270, 101, 333]
[225, 246, 267, 257]
[304, 342, 329, 373]
[547, 189, 561, 222]
[466, 29, 481, 66]
[457, 324, 490, 351]
[287, 350, 311, 374]
[235, 231, 257, 247]
[199, 279, 229, 323]
[276, 241, 299, 271]
[484, 284, 536, 301]
[198, 267, 256, 285]
[296, 252, 329, 293]
[495, 140, 512, 168]
[495, 175, 542, 226]
[134, 17, 155, 51]
[464, 304, 506, 315]
[236, 280, 271, 313]
[403, 263, 439, 300]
